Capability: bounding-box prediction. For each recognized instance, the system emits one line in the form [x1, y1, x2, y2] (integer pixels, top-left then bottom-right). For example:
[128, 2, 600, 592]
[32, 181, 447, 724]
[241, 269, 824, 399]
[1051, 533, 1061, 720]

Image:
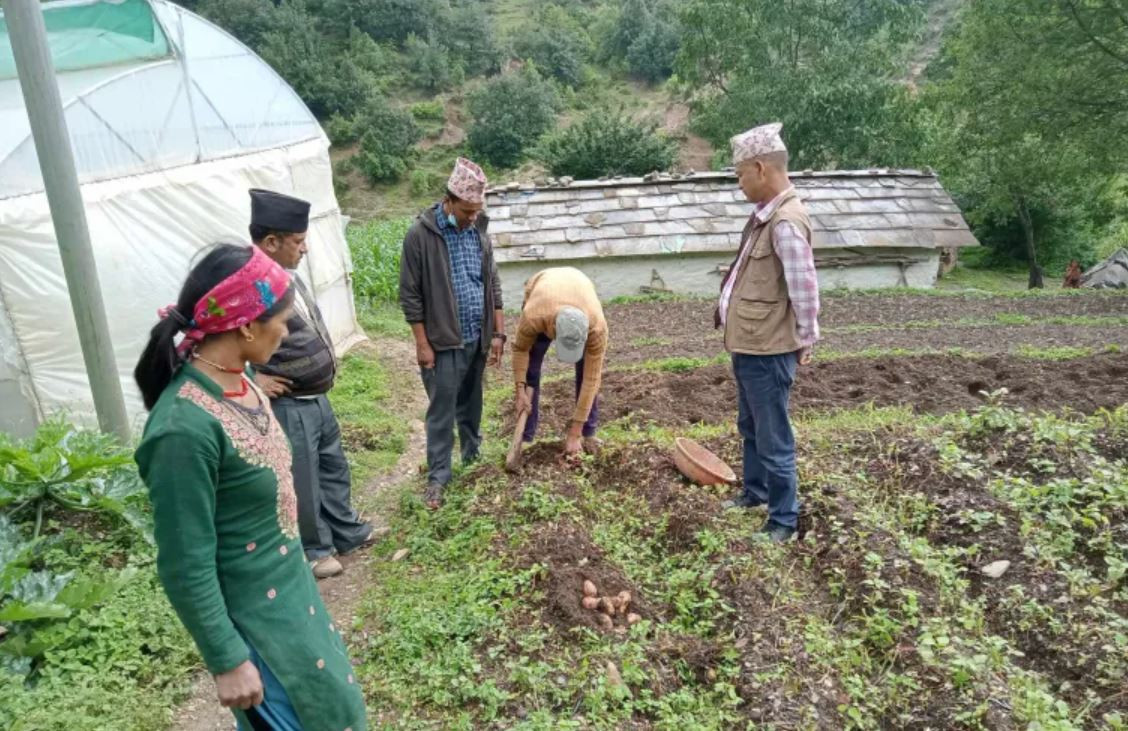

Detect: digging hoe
[505, 385, 535, 473]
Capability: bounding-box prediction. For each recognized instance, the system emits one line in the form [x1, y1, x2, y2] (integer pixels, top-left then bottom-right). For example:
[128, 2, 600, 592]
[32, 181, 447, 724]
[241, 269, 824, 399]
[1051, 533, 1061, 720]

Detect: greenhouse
[0, 0, 362, 436]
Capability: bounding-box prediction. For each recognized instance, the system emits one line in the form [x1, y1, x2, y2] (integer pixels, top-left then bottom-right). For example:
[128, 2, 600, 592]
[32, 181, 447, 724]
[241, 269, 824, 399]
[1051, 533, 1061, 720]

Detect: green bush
[410, 100, 446, 122]
[467, 68, 559, 168]
[536, 109, 678, 178]
[404, 33, 463, 91]
[326, 114, 359, 145]
[625, 14, 679, 82]
[513, 27, 586, 87]
[354, 101, 422, 184]
[348, 217, 413, 304]
[409, 169, 444, 197]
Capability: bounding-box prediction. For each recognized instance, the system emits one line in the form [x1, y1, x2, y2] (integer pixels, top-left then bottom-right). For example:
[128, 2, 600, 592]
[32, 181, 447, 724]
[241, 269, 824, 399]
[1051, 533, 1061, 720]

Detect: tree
[513, 27, 586, 87]
[467, 68, 559, 168]
[602, 0, 680, 82]
[320, 0, 448, 45]
[675, 0, 928, 170]
[927, 0, 1128, 287]
[257, 2, 377, 118]
[536, 110, 678, 178]
[446, 1, 505, 78]
[353, 100, 422, 183]
[404, 33, 462, 91]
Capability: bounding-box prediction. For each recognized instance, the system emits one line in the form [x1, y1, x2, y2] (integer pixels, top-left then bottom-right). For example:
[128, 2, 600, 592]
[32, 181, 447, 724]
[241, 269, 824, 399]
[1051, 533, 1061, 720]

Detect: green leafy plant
[467, 67, 559, 168]
[353, 99, 422, 184]
[0, 420, 148, 540]
[536, 109, 678, 179]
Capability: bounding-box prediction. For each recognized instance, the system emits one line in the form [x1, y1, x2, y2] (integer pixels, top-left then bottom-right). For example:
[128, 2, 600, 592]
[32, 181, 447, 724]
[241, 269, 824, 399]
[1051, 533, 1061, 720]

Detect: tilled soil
[576, 294, 1128, 365]
[513, 352, 1128, 436]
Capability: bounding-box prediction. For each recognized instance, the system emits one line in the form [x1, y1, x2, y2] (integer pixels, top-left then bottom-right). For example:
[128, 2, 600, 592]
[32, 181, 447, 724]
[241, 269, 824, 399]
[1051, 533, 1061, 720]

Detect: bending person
[511, 267, 608, 456]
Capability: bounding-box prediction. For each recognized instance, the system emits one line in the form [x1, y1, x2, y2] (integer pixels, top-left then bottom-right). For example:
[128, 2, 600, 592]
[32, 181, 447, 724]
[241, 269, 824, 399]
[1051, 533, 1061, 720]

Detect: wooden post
[3, 0, 131, 441]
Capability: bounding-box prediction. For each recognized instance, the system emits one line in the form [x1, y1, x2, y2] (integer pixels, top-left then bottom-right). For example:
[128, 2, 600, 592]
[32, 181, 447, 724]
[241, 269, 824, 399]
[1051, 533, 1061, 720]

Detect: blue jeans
[732, 351, 800, 529]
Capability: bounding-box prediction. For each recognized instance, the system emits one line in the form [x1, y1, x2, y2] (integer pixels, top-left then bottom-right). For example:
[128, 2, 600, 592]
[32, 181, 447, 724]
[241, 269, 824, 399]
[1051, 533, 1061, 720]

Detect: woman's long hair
[134, 244, 293, 410]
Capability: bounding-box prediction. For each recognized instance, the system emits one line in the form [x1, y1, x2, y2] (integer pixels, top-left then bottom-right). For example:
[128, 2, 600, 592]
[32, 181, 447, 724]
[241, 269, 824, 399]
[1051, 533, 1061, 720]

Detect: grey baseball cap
[554, 306, 589, 363]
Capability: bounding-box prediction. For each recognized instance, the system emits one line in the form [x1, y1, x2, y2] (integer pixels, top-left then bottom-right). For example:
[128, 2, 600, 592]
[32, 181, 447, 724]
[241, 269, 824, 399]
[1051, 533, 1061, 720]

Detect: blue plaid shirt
[435, 203, 485, 344]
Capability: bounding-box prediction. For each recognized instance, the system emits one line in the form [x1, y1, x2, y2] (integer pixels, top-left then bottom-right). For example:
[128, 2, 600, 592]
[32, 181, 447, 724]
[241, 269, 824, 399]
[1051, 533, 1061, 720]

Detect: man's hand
[563, 422, 584, 456]
[416, 340, 435, 369]
[215, 660, 263, 710]
[255, 373, 292, 398]
[488, 335, 505, 368]
[515, 384, 532, 416]
[797, 346, 813, 366]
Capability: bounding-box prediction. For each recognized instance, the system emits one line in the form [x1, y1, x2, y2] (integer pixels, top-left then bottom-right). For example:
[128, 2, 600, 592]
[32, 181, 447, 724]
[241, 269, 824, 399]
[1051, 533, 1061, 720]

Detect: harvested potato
[626, 613, 641, 625]
[599, 597, 615, 615]
[582, 580, 598, 598]
[581, 596, 600, 610]
[597, 613, 614, 631]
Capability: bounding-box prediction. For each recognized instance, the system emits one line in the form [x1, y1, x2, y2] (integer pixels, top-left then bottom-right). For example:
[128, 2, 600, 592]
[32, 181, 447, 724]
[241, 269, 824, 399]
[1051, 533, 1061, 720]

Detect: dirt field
[357, 291, 1128, 729]
[590, 293, 1128, 364]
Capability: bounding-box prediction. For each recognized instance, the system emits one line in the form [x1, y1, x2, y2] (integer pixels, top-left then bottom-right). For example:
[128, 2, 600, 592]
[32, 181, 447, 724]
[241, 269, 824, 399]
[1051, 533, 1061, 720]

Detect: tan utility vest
[721, 190, 813, 355]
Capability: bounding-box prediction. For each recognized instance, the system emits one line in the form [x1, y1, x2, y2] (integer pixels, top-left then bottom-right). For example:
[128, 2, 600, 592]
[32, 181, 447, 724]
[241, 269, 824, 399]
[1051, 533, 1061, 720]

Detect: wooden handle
[505, 386, 534, 471]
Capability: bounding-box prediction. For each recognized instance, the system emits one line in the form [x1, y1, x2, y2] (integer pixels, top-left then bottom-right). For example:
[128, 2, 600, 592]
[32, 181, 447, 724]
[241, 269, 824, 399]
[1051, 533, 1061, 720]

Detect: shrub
[467, 68, 559, 168]
[353, 101, 422, 184]
[410, 100, 446, 122]
[536, 109, 678, 178]
[326, 114, 359, 145]
[410, 169, 444, 197]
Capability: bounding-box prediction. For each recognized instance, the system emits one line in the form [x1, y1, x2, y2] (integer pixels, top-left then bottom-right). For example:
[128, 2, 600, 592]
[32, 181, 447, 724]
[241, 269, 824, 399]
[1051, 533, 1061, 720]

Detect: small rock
[560, 176, 574, 185]
[981, 560, 1011, 579]
[506, 182, 519, 191]
[391, 548, 410, 562]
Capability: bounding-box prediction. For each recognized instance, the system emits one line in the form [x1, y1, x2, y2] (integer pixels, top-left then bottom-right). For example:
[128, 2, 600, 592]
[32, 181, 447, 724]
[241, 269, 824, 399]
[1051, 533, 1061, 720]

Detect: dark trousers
[272, 395, 371, 560]
[421, 339, 486, 486]
[732, 351, 800, 529]
[522, 333, 599, 442]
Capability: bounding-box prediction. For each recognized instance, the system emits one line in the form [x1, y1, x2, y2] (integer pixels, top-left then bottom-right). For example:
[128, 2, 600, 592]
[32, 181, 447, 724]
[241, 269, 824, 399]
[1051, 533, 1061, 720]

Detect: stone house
[485, 169, 978, 304]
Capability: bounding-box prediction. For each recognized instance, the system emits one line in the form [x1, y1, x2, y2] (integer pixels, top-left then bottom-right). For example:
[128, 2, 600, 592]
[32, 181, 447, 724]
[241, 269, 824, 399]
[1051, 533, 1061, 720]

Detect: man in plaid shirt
[714, 122, 820, 543]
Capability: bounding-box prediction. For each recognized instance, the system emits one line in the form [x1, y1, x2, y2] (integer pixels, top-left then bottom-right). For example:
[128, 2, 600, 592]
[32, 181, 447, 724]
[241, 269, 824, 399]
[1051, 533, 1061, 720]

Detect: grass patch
[329, 346, 411, 482]
[629, 336, 673, 347]
[356, 300, 411, 339]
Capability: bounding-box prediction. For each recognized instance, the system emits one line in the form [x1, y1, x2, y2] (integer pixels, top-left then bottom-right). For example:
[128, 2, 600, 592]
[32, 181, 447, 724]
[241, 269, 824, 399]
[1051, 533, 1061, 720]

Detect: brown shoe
[311, 555, 344, 579]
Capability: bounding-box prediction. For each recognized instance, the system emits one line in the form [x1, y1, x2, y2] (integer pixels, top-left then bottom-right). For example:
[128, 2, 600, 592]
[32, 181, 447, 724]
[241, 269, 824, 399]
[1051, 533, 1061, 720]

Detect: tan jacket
[512, 267, 607, 424]
[719, 190, 813, 355]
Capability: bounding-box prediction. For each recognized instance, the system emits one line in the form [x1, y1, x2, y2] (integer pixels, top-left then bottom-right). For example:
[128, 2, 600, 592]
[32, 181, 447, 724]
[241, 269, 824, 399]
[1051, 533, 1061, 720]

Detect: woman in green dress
[134, 243, 367, 731]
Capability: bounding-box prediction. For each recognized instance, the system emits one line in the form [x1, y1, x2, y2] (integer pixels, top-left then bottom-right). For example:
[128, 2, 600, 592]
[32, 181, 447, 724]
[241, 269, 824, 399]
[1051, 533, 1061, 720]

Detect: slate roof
[484, 169, 978, 265]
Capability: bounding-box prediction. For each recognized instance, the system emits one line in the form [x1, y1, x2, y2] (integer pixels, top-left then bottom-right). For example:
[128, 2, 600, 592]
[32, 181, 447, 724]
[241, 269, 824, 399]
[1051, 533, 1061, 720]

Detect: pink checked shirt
[718, 187, 821, 348]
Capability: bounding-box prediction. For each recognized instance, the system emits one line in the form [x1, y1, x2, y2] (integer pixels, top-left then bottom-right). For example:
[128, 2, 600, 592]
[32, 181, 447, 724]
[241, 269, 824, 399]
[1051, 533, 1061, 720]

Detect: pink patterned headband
[159, 246, 292, 355]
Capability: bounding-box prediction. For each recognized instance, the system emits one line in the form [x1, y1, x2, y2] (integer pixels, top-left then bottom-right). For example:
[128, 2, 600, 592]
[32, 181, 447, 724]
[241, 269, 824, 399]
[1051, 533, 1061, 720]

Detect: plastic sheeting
[0, 138, 364, 435]
[0, 0, 323, 199]
[0, 0, 170, 79]
[0, 0, 363, 436]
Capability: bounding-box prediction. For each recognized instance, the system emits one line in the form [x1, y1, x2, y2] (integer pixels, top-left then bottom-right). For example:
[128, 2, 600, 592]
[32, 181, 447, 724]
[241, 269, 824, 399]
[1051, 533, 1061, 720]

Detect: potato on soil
[581, 596, 600, 610]
[582, 580, 598, 597]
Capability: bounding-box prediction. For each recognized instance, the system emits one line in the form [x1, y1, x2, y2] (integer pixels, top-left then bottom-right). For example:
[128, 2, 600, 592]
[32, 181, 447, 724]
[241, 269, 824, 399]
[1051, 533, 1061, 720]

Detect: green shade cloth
[0, 0, 170, 80]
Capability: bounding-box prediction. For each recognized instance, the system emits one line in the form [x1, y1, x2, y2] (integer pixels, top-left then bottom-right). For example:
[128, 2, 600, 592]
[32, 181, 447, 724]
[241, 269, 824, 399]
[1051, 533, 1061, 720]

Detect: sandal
[424, 482, 444, 510]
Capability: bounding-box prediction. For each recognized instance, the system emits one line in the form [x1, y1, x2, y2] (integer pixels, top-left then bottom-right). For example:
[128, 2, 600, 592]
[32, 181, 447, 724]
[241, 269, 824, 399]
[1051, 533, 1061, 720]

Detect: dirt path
[170, 337, 426, 731]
